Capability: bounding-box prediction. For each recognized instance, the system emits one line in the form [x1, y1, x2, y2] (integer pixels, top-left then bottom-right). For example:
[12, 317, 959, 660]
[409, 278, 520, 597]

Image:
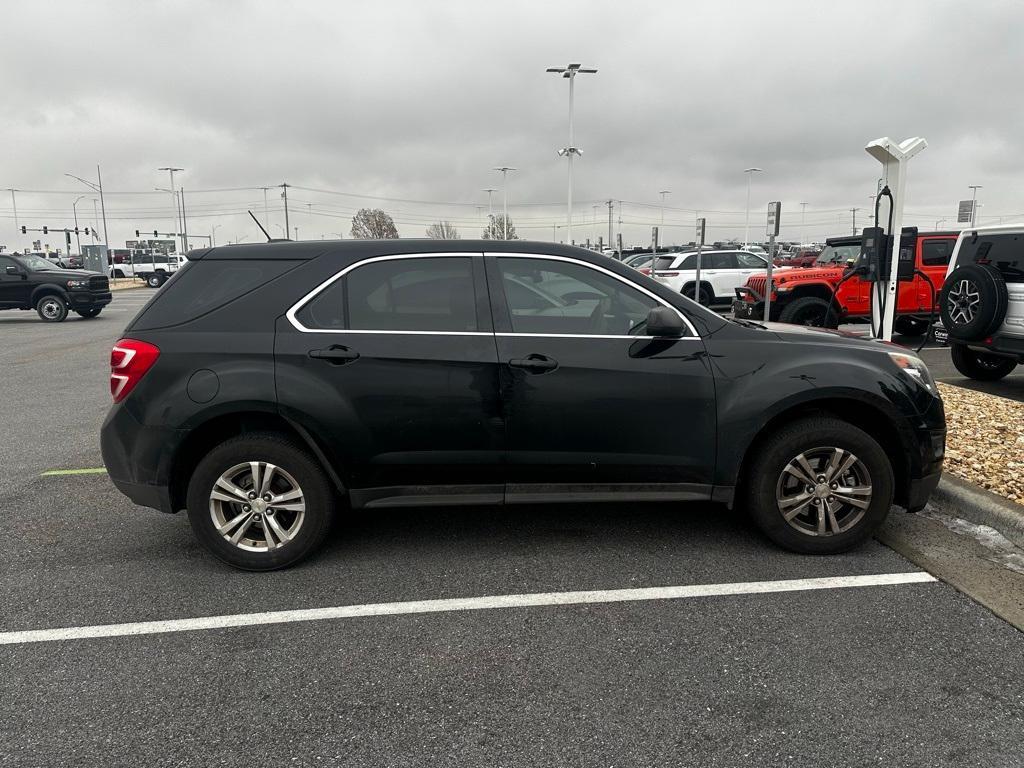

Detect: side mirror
[645, 305, 685, 337]
[5, 266, 18, 276]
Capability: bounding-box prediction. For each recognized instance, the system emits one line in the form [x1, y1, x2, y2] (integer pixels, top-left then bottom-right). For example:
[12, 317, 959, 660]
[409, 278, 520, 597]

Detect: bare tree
[350, 208, 399, 239]
[481, 214, 518, 240]
[425, 221, 460, 239]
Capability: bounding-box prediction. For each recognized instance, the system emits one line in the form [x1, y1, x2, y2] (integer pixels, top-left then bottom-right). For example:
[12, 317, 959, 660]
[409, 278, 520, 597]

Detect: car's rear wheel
[777, 296, 839, 328]
[894, 317, 929, 337]
[76, 307, 102, 319]
[146, 273, 164, 288]
[950, 344, 1018, 381]
[36, 294, 68, 322]
[682, 283, 713, 306]
[186, 433, 335, 570]
[743, 417, 894, 554]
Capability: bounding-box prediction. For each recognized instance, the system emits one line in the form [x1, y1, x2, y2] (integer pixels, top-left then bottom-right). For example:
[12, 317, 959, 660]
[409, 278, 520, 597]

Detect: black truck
[0, 252, 112, 322]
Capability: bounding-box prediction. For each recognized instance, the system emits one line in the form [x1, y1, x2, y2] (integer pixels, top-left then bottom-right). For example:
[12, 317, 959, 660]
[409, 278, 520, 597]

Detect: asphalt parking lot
[3, 290, 1023, 767]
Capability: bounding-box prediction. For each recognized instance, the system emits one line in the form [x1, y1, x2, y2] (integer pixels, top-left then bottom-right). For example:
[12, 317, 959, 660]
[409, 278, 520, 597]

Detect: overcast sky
[2, 0, 1022, 251]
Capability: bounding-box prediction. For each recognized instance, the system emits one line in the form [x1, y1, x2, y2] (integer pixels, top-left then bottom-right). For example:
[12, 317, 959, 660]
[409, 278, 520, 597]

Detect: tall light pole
[7, 189, 18, 235]
[547, 63, 597, 245]
[212, 224, 221, 246]
[935, 218, 946, 230]
[66, 170, 109, 251]
[743, 168, 763, 246]
[968, 185, 983, 227]
[493, 167, 516, 240]
[72, 195, 85, 255]
[155, 187, 181, 250]
[658, 190, 671, 227]
[260, 187, 271, 229]
[800, 201, 808, 240]
[593, 204, 599, 245]
[158, 167, 184, 252]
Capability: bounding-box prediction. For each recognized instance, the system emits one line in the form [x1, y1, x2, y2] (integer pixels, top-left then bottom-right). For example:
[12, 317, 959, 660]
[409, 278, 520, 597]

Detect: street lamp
[212, 224, 221, 246]
[72, 195, 85, 256]
[155, 187, 182, 249]
[547, 63, 597, 245]
[968, 184, 983, 227]
[65, 167, 109, 250]
[743, 168, 763, 247]
[799, 201, 809, 241]
[493, 167, 516, 240]
[158, 167, 184, 252]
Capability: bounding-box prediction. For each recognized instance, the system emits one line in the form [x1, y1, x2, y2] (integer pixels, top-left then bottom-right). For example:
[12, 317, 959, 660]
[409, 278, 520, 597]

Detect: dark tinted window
[0, 255, 17, 272]
[499, 257, 658, 336]
[706, 252, 734, 269]
[131, 259, 297, 329]
[653, 256, 676, 269]
[960, 233, 1024, 283]
[921, 239, 954, 266]
[735, 252, 767, 268]
[297, 257, 477, 332]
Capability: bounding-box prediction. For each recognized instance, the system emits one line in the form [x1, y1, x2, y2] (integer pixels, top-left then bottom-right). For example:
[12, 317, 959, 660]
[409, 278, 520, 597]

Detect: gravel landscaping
[939, 382, 1024, 506]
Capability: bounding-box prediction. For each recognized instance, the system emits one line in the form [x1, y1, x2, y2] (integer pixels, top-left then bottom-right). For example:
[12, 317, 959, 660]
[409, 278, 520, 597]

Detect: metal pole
[91, 200, 99, 242]
[969, 185, 982, 227]
[502, 171, 509, 240]
[9, 189, 18, 233]
[96, 165, 110, 251]
[745, 173, 752, 246]
[607, 199, 614, 256]
[263, 187, 270, 230]
[800, 202, 807, 240]
[566, 70, 574, 244]
[180, 189, 190, 250]
[851, 207, 857, 236]
[72, 196, 84, 255]
[765, 232, 775, 322]
[282, 184, 291, 238]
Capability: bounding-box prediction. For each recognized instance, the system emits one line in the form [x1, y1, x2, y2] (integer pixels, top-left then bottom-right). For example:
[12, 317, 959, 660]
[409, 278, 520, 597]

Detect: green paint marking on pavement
[40, 468, 108, 477]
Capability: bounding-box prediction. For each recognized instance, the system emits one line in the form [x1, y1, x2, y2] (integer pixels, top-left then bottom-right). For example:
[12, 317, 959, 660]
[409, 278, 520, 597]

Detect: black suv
[100, 241, 946, 570]
[0, 252, 112, 321]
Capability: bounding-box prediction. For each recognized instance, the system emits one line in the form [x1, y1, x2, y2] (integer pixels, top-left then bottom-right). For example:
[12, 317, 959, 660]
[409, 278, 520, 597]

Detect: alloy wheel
[775, 447, 873, 536]
[209, 461, 306, 552]
[947, 279, 980, 325]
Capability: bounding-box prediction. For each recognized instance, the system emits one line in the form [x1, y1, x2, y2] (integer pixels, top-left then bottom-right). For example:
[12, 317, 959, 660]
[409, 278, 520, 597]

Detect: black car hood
[761, 321, 898, 354]
[32, 268, 105, 281]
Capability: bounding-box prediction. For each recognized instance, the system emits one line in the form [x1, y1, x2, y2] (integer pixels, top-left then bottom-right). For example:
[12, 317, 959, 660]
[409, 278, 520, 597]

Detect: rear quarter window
[129, 259, 300, 329]
[958, 234, 1024, 283]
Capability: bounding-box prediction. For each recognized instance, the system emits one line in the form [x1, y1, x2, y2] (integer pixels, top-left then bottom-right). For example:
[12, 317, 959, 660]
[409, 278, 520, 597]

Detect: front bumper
[732, 297, 764, 320]
[69, 290, 112, 309]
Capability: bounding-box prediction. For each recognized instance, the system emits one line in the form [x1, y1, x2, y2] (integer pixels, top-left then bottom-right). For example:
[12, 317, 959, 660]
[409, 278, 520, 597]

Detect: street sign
[766, 201, 781, 237]
[957, 200, 974, 224]
[695, 218, 706, 245]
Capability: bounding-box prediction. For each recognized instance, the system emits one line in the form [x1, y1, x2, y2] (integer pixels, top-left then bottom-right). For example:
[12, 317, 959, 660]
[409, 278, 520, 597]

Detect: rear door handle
[309, 345, 360, 364]
[508, 354, 558, 373]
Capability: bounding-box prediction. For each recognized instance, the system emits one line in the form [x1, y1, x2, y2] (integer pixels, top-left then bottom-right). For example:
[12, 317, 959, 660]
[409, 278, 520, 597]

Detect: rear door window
[295, 256, 479, 332]
[921, 239, 955, 266]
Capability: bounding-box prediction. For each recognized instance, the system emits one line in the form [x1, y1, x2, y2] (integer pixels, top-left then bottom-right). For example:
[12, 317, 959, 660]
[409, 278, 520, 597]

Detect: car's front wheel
[950, 344, 1018, 381]
[778, 296, 839, 328]
[743, 417, 894, 554]
[36, 294, 69, 322]
[186, 433, 336, 570]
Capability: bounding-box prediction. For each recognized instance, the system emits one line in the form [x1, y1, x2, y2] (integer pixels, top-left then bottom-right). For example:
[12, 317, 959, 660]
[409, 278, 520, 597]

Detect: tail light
[110, 339, 160, 403]
[639, 268, 652, 275]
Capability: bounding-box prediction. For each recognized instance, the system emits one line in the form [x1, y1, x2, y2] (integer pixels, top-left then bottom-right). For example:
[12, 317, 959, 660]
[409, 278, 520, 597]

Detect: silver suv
[937, 225, 1024, 380]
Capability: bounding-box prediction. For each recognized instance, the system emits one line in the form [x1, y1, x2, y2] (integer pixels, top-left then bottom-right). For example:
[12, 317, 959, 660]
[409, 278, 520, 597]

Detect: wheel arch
[30, 284, 70, 306]
[729, 395, 911, 510]
[168, 409, 346, 513]
[786, 283, 835, 302]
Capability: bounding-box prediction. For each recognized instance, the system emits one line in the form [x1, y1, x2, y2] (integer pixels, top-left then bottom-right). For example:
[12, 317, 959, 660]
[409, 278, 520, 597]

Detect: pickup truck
[733, 231, 958, 334]
[111, 253, 184, 287]
[0, 252, 111, 321]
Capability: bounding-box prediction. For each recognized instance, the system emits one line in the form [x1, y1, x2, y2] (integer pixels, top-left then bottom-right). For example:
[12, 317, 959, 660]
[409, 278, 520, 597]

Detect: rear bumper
[100, 403, 183, 514]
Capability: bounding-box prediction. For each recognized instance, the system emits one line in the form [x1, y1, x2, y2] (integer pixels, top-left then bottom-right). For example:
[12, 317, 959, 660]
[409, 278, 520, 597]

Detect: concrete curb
[928, 473, 1024, 549]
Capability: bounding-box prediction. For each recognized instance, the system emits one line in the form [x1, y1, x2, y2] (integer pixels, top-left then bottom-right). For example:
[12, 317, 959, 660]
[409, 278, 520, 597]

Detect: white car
[645, 249, 785, 305]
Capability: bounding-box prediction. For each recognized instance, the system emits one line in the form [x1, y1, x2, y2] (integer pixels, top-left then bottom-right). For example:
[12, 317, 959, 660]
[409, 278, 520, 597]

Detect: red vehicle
[774, 248, 821, 268]
[734, 231, 958, 334]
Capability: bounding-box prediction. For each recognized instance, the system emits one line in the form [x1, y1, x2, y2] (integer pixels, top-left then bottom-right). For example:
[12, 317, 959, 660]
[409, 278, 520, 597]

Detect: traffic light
[85, 227, 90, 235]
[20, 226, 26, 234]
[135, 230, 140, 237]
[153, 230, 158, 237]
[74, 227, 79, 235]
[42, 226, 48, 235]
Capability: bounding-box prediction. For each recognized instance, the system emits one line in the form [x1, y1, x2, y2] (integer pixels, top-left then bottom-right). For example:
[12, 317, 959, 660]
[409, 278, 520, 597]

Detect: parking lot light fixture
[158, 167, 184, 251]
[659, 191, 671, 226]
[743, 168, 763, 246]
[548, 63, 597, 245]
[493, 168, 516, 239]
[65, 169, 109, 250]
[968, 185, 983, 227]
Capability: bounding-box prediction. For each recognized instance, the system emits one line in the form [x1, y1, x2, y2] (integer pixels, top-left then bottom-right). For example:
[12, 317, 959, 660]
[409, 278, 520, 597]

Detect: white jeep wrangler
[936, 225, 1024, 380]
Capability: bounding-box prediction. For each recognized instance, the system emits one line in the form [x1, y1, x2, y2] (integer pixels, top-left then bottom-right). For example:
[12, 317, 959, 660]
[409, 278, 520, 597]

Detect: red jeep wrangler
[733, 231, 958, 334]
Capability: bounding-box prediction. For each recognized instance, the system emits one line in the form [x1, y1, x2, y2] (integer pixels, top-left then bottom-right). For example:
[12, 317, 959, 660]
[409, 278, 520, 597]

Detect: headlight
[66, 279, 89, 289]
[888, 352, 937, 393]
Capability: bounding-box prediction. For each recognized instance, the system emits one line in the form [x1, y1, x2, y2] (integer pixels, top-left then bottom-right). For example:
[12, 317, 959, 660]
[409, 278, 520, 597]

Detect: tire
[778, 296, 839, 328]
[114, 269, 125, 279]
[35, 294, 68, 323]
[894, 317, 929, 337]
[940, 264, 1008, 341]
[742, 417, 894, 554]
[186, 433, 336, 570]
[75, 307, 102, 319]
[682, 283, 713, 306]
[950, 344, 1018, 381]
[146, 274, 164, 288]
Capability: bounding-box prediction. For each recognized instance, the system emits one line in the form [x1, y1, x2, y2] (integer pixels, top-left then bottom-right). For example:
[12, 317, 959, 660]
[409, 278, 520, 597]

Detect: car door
[485, 252, 717, 501]
[702, 252, 738, 299]
[735, 251, 770, 287]
[917, 237, 955, 310]
[0, 256, 29, 306]
[274, 252, 505, 506]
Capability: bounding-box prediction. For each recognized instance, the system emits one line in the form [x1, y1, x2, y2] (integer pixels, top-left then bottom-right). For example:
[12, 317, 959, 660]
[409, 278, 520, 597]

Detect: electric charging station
[863, 136, 927, 341]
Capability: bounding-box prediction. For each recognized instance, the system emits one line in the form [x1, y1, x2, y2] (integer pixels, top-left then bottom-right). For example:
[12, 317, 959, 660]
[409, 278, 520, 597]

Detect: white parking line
[0, 572, 935, 646]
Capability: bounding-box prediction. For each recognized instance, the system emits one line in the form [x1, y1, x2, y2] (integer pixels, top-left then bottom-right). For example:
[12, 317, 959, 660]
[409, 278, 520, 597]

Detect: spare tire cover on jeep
[940, 264, 1008, 341]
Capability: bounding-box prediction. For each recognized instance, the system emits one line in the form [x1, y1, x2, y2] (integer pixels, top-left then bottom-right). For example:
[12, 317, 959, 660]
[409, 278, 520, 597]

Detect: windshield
[815, 244, 859, 266]
[16, 254, 59, 271]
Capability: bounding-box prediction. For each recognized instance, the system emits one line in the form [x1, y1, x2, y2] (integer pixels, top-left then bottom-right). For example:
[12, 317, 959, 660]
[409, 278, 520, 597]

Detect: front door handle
[508, 354, 558, 373]
[309, 345, 360, 365]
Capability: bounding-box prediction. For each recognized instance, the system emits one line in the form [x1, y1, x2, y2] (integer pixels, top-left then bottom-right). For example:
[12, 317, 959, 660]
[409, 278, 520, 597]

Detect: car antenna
[248, 210, 272, 241]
